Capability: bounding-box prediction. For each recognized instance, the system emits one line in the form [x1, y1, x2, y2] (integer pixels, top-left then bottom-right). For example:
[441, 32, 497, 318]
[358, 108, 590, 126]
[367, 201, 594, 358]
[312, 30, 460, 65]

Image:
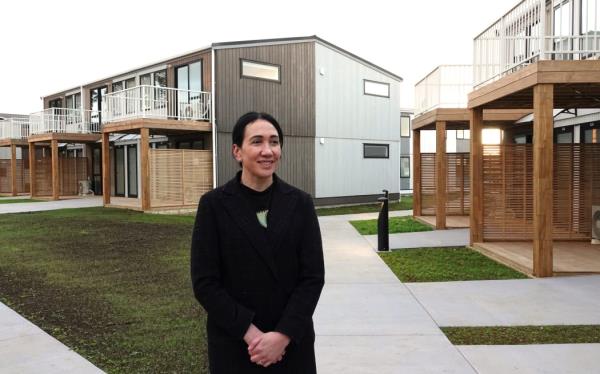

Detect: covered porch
[468, 60, 600, 277]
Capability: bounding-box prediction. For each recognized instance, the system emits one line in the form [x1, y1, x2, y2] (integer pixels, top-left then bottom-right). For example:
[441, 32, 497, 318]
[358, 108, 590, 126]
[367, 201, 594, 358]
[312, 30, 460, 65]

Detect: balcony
[414, 65, 473, 116]
[102, 86, 211, 124]
[0, 117, 30, 140]
[29, 108, 100, 135]
[474, 0, 600, 88]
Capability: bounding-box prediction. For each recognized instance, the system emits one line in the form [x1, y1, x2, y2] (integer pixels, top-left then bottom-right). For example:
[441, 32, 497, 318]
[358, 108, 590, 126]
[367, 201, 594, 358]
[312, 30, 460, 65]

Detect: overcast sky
[0, 0, 518, 114]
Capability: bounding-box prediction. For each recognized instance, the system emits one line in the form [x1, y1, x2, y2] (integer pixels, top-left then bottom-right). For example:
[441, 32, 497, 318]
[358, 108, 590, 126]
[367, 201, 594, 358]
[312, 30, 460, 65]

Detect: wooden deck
[106, 197, 142, 211]
[415, 215, 470, 229]
[472, 241, 600, 277]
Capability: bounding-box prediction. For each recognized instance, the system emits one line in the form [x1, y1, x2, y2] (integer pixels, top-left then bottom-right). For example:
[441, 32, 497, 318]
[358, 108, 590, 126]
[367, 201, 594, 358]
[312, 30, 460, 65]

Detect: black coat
[191, 173, 325, 373]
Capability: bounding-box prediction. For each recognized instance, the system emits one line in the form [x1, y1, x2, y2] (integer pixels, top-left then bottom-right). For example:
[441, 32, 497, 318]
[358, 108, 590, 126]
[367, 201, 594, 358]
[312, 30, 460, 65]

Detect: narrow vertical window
[400, 116, 411, 138]
[400, 157, 410, 178]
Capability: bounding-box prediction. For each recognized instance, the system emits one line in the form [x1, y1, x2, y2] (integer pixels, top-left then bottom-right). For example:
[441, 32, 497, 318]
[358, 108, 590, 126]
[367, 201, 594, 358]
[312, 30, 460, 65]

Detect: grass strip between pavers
[0, 198, 43, 204]
[350, 215, 432, 235]
[0, 207, 208, 373]
[442, 325, 600, 345]
[316, 196, 412, 216]
[379, 247, 528, 282]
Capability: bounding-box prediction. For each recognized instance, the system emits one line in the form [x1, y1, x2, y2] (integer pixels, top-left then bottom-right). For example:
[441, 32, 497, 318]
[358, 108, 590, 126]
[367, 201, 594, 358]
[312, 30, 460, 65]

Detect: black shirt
[239, 178, 274, 228]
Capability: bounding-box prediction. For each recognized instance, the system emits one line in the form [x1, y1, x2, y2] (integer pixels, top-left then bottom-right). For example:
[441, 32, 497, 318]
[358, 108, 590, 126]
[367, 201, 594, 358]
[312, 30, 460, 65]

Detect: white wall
[315, 42, 401, 198]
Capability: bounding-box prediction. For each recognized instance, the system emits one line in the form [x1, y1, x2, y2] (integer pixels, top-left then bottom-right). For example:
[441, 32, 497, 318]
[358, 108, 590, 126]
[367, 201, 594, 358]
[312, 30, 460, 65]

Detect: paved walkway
[315, 213, 476, 373]
[407, 275, 600, 326]
[0, 197, 103, 214]
[365, 228, 470, 250]
[0, 302, 103, 373]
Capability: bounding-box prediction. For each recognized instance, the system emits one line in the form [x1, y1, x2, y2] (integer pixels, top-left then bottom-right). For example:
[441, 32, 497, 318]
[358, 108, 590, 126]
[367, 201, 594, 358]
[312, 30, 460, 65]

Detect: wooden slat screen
[482, 144, 600, 240]
[14, 160, 29, 193]
[60, 158, 88, 196]
[446, 153, 470, 215]
[34, 157, 88, 196]
[0, 160, 10, 193]
[149, 149, 212, 208]
[421, 152, 470, 216]
[421, 153, 436, 215]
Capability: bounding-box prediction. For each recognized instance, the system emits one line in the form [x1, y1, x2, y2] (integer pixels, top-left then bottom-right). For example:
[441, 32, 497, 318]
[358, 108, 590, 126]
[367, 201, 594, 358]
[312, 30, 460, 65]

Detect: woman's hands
[244, 326, 290, 367]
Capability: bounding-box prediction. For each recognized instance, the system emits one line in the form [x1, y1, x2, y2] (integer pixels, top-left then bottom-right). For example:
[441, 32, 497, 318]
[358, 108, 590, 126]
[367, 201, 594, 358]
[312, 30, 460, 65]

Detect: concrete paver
[406, 275, 600, 326]
[0, 197, 103, 214]
[364, 228, 470, 250]
[0, 302, 103, 373]
[458, 344, 600, 374]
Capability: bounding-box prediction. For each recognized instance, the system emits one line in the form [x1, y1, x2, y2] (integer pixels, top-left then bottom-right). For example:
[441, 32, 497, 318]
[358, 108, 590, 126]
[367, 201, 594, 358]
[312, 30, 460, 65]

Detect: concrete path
[365, 228, 470, 249]
[0, 197, 103, 214]
[0, 302, 103, 373]
[458, 344, 600, 374]
[314, 214, 476, 373]
[406, 275, 600, 326]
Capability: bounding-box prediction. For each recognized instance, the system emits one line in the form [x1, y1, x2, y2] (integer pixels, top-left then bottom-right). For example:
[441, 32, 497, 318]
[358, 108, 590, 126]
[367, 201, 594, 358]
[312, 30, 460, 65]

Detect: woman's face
[233, 119, 281, 180]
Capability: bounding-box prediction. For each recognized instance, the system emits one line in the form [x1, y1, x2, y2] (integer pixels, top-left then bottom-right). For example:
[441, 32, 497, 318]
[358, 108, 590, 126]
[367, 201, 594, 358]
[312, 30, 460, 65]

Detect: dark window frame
[400, 115, 411, 138]
[363, 79, 390, 98]
[240, 58, 282, 84]
[400, 156, 411, 178]
[363, 143, 390, 159]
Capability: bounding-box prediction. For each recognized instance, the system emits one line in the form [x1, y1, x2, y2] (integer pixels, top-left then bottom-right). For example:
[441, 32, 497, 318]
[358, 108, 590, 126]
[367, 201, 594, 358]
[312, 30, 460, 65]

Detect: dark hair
[232, 112, 284, 148]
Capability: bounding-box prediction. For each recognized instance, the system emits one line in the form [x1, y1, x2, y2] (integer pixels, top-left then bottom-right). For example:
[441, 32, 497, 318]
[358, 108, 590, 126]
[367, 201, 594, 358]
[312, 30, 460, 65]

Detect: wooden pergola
[0, 138, 29, 196]
[468, 60, 600, 277]
[412, 108, 530, 229]
[102, 118, 212, 211]
[28, 133, 101, 200]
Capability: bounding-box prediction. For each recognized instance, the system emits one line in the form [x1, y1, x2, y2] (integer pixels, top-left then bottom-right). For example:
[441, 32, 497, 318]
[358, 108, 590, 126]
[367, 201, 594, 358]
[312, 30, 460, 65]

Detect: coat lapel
[221, 176, 279, 280]
[267, 179, 298, 256]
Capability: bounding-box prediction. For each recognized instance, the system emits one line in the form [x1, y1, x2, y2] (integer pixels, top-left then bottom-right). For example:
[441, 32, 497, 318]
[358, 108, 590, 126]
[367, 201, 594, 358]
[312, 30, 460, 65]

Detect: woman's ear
[232, 144, 242, 162]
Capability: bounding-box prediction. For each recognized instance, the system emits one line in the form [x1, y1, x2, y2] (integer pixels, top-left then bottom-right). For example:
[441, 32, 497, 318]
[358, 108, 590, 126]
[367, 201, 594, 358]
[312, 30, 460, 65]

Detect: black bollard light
[377, 189, 389, 251]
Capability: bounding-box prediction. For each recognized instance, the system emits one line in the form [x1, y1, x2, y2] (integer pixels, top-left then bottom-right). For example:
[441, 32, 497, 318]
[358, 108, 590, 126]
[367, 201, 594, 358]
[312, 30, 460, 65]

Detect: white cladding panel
[315, 138, 399, 198]
[314, 43, 401, 198]
[314, 43, 401, 140]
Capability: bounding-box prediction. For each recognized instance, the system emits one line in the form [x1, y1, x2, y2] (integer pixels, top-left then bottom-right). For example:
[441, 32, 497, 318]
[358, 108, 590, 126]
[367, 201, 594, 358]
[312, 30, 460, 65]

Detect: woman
[191, 112, 325, 373]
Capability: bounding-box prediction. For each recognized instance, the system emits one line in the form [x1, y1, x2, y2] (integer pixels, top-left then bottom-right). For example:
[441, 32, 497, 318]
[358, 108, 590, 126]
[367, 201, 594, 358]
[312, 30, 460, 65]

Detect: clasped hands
[243, 323, 290, 367]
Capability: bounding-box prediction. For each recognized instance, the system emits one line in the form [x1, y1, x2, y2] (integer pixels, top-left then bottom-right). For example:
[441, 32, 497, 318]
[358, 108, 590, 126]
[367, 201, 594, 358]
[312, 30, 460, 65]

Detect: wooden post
[435, 121, 447, 230]
[140, 128, 150, 211]
[533, 83, 554, 277]
[51, 139, 59, 200]
[10, 144, 17, 196]
[413, 129, 422, 217]
[85, 143, 93, 180]
[470, 108, 484, 245]
[29, 143, 36, 197]
[102, 132, 110, 205]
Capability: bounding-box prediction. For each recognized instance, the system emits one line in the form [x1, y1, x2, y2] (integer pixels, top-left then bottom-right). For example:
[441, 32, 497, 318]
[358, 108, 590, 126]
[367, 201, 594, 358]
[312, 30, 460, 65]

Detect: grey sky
[0, 0, 518, 114]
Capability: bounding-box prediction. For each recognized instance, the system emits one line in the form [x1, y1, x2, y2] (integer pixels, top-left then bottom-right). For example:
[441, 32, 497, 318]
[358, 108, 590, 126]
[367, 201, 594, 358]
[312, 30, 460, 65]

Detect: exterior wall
[314, 42, 401, 198]
[214, 42, 315, 195]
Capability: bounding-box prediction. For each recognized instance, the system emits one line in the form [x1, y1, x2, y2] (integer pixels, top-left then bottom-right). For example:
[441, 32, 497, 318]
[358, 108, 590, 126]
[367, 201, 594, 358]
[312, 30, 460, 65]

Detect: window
[364, 79, 390, 98]
[400, 116, 411, 138]
[49, 98, 63, 108]
[241, 59, 281, 82]
[363, 143, 389, 159]
[456, 130, 471, 140]
[400, 157, 410, 178]
[66, 93, 81, 110]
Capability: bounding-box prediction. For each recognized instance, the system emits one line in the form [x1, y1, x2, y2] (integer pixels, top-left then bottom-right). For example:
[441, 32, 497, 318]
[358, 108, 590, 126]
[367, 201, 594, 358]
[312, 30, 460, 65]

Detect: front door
[114, 144, 138, 198]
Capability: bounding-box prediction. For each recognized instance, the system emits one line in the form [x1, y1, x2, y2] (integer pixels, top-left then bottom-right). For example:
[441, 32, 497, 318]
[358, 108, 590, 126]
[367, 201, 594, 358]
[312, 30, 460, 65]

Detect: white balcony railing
[0, 117, 30, 140]
[474, 0, 600, 88]
[102, 85, 211, 123]
[414, 65, 473, 116]
[29, 108, 100, 135]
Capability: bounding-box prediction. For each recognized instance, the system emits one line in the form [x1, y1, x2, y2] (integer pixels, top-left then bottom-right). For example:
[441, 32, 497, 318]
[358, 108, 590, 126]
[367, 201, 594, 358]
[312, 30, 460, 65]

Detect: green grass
[379, 247, 528, 282]
[316, 196, 413, 216]
[442, 325, 600, 345]
[0, 198, 43, 204]
[350, 215, 432, 235]
[0, 207, 207, 373]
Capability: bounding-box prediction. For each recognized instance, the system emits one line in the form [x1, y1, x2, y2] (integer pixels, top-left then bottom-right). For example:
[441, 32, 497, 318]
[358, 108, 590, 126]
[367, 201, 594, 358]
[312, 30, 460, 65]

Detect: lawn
[0, 198, 43, 204]
[0, 208, 207, 373]
[442, 325, 600, 345]
[350, 215, 432, 235]
[379, 247, 528, 282]
[316, 195, 413, 216]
